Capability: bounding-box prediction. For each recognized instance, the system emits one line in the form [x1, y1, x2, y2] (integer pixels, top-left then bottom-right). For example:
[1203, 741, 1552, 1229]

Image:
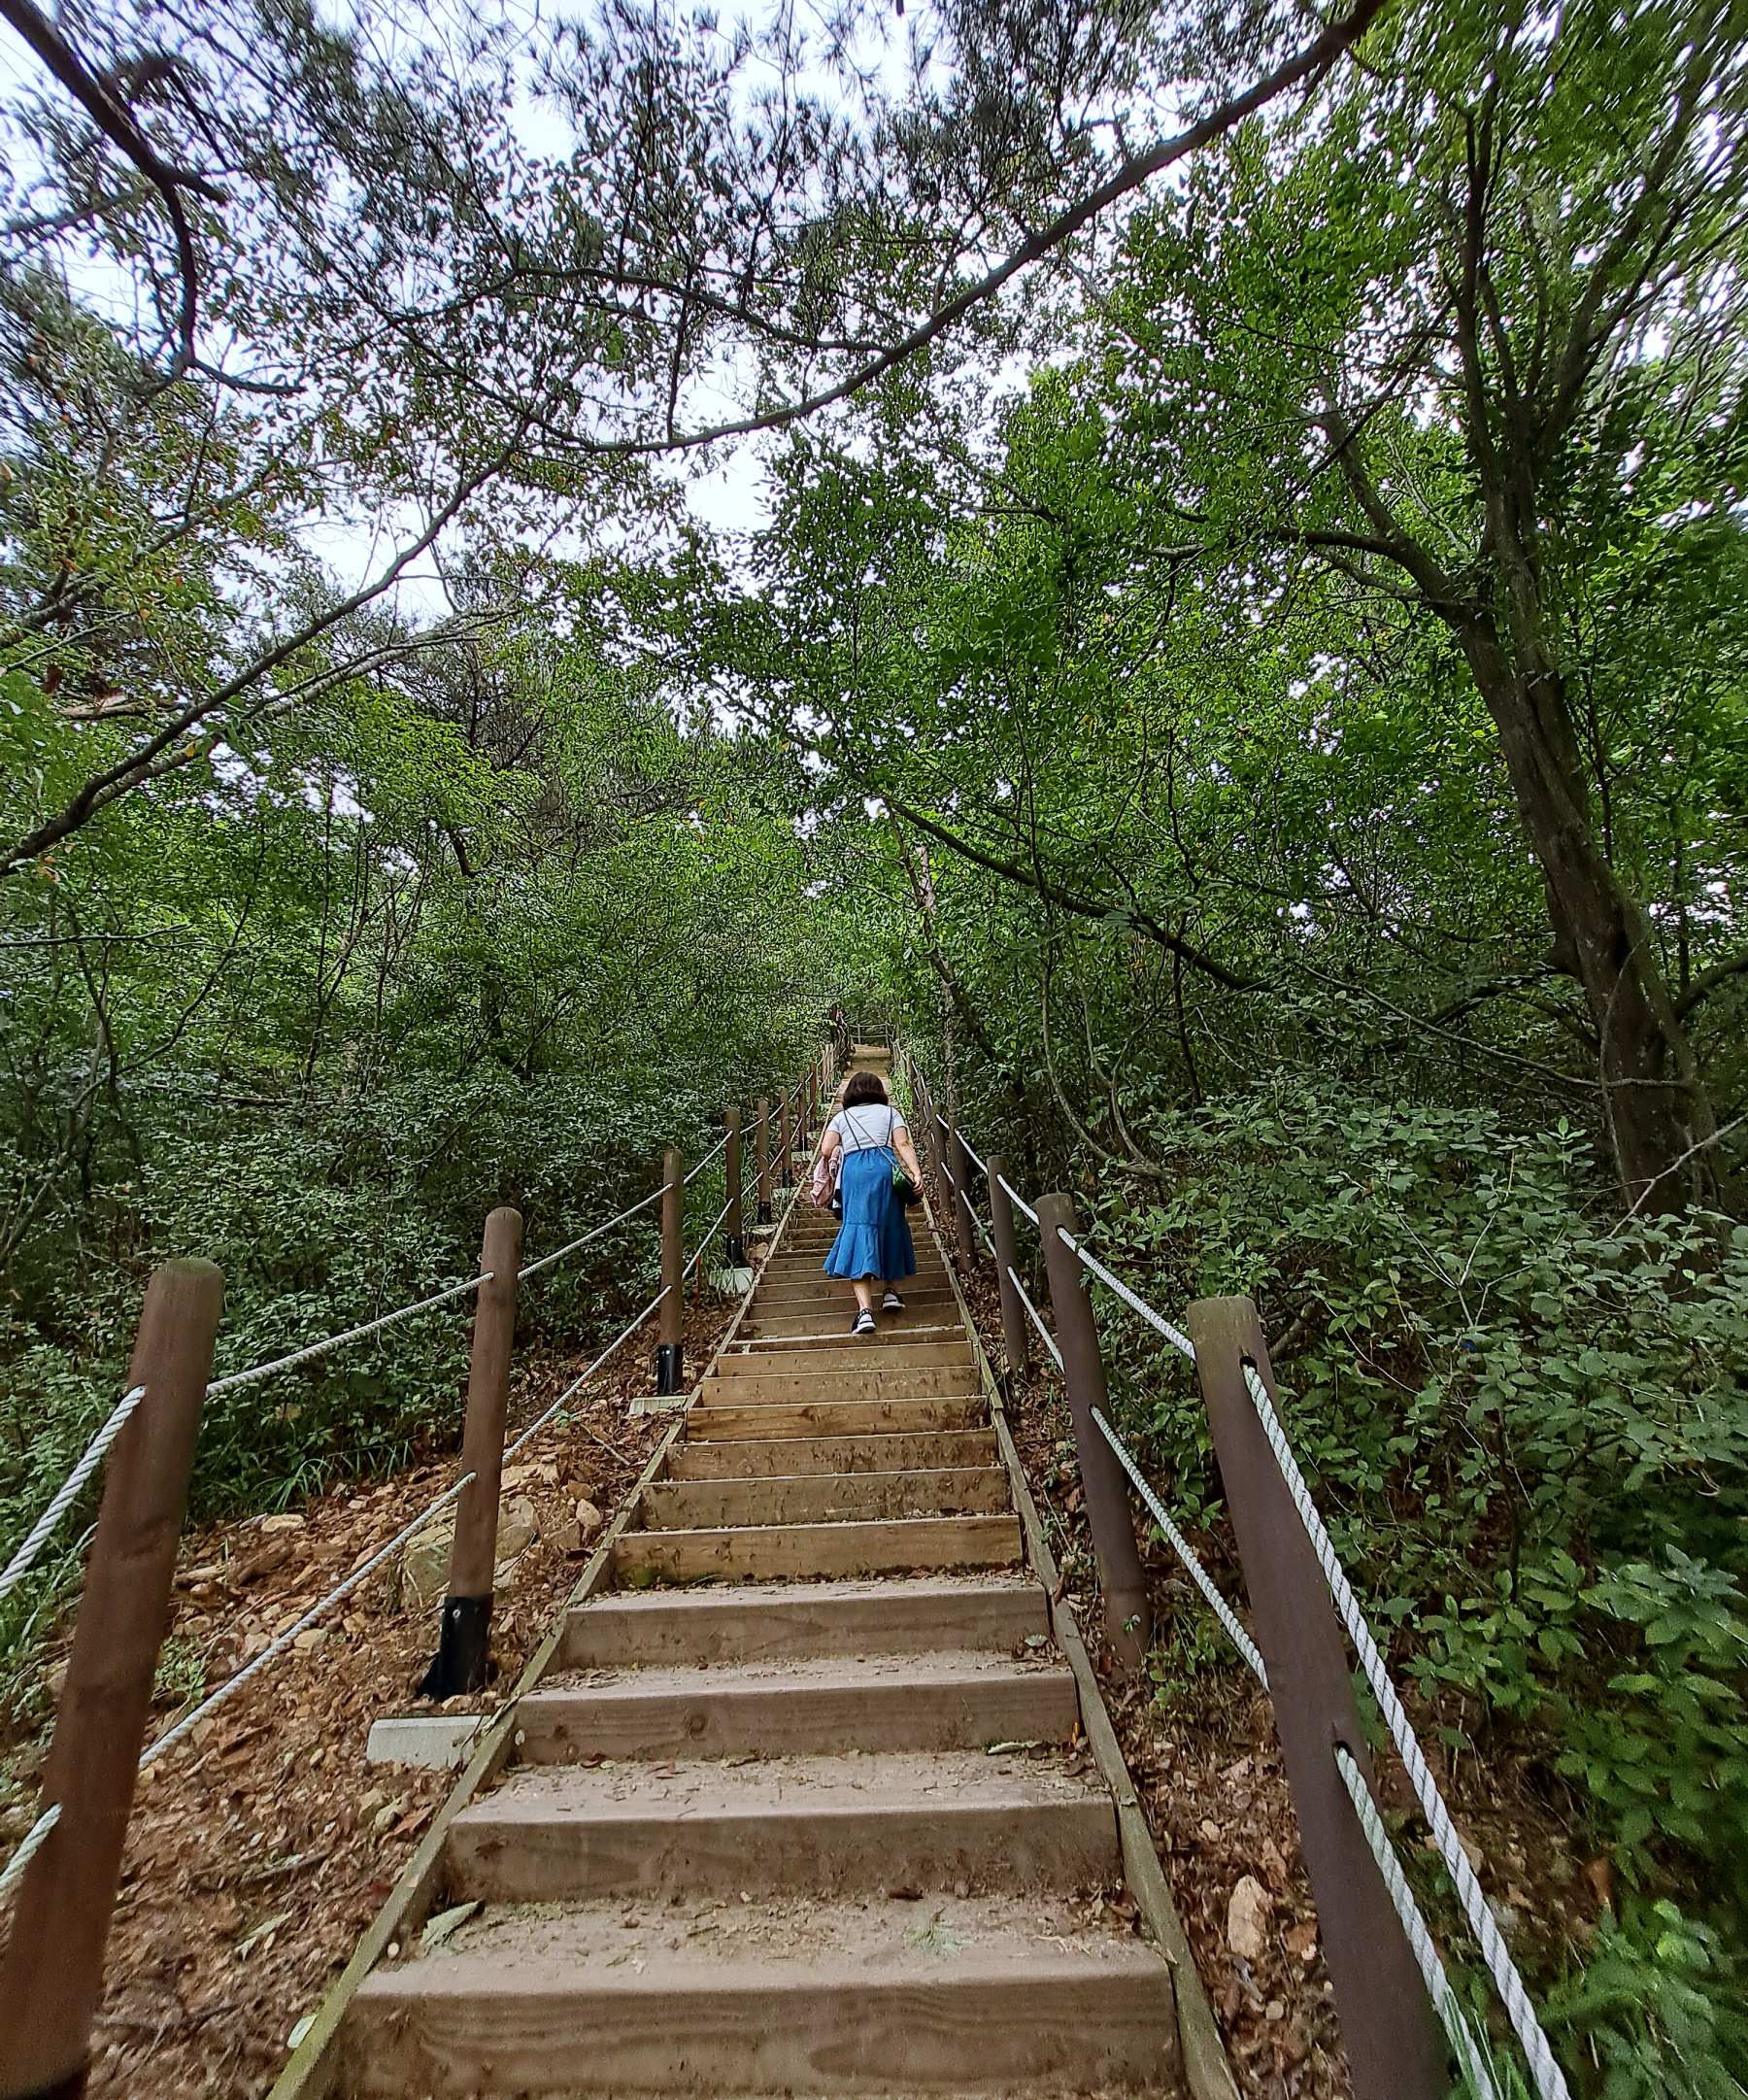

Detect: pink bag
[809, 1151, 837, 1208]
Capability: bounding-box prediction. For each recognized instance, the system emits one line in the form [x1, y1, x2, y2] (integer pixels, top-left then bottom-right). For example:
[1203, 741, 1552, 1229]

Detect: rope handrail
[683, 1129, 731, 1185]
[1006, 1263, 1062, 1371]
[1335, 1746, 1505, 2100]
[0, 1385, 147, 1605]
[1057, 1229, 1196, 1363]
[519, 1183, 664, 1279]
[1239, 1361, 1571, 2100]
[205, 1271, 490, 1398]
[2, 1182, 681, 1603]
[2, 1276, 678, 1906]
[1092, 1406, 1511, 2100]
[503, 1279, 670, 1463]
[686, 1191, 737, 1275]
[996, 1171, 1039, 1227]
[1091, 1407, 1266, 1682]
[957, 1128, 989, 1175]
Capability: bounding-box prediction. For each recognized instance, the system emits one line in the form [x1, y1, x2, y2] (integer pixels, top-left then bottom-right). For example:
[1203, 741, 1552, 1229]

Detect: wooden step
[344, 1895, 1177, 2095]
[667, 1429, 999, 1479]
[744, 1306, 962, 1339]
[517, 1648, 1075, 1761]
[752, 1280, 957, 1307]
[443, 1749, 1118, 1901]
[703, 1367, 981, 1405]
[719, 1339, 974, 1373]
[688, 1398, 987, 1441]
[613, 1511, 1022, 1583]
[560, 1574, 1047, 1668]
[642, 1467, 1011, 1530]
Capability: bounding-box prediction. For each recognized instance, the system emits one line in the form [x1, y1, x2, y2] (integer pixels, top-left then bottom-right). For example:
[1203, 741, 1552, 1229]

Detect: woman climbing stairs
[327, 1052, 1186, 2095]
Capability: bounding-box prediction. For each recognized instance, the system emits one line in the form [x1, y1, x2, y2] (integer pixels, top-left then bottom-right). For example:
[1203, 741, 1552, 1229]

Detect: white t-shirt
[828, 1103, 906, 1152]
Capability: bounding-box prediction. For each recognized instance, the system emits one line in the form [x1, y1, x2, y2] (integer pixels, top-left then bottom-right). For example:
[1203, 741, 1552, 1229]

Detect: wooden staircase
[329, 1047, 1186, 2096]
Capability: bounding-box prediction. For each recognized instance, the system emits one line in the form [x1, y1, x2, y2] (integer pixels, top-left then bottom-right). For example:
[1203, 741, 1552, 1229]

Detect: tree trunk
[1461, 630, 1717, 1211]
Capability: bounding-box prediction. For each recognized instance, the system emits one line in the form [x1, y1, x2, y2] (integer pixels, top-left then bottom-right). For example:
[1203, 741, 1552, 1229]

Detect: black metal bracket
[418, 1592, 492, 1699]
[656, 1341, 685, 1396]
[724, 1235, 746, 1268]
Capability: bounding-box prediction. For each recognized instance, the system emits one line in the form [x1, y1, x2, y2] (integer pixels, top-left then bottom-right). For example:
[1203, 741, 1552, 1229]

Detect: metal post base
[418, 1593, 492, 1699]
[756, 1202, 772, 1226]
[724, 1235, 746, 1268]
[656, 1342, 685, 1396]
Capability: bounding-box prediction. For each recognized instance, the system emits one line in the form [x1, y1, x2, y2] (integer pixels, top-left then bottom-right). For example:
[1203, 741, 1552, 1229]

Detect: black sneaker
[882, 1291, 903, 1312]
[852, 1309, 876, 1336]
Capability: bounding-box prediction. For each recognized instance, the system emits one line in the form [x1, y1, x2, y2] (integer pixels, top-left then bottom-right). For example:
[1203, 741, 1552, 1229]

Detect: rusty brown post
[0, 1258, 221, 2100]
[723, 1107, 745, 1269]
[778, 1093, 793, 1190]
[420, 1204, 521, 1697]
[1186, 1296, 1444, 2100]
[986, 1154, 1030, 1386]
[754, 1097, 772, 1225]
[1037, 1193, 1151, 1672]
[948, 1118, 978, 1270]
[656, 1148, 685, 1395]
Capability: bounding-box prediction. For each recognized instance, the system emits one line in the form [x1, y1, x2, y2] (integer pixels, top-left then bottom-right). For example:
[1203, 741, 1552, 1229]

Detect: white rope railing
[503, 1281, 670, 1463]
[204, 1272, 489, 1398]
[686, 1192, 737, 1276]
[1092, 1407, 1267, 1682]
[996, 1172, 1039, 1227]
[682, 1133, 729, 1185]
[957, 1128, 989, 1175]
[3, 1276, 678, 1906]
[0, 1385, 147, 1605]
[1058, 1229, 1196, 1363]
[1335, 1746, 1505, 2100]
[519, 1183, 664, 1279]
[1006, 1264, 1063, 1371]
[1239, 1362, 1571, 2100]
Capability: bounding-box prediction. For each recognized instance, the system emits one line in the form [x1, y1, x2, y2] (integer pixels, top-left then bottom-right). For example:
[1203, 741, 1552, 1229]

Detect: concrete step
[345, 1893, 1177, 2095]
[667, 1429, 1000, 1480]
[702, 1367, 981, 1405]
[642, 1468, 1011, 1530]
[443, 1749, 1118, 1902]
[559, 1575, 1047, 1669]
[688, 1398, 988, 1442]
[612, 1511, 1022, 1583]
[517, 1648, 1076, 1761]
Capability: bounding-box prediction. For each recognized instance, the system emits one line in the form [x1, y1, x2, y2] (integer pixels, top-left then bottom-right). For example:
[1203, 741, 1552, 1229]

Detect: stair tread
[532, 1645, 1065, 1699]
[361, 1889, 1161, 1984]
[455, 1746, 1107, 1825]
[570, 1571, 1037, 1616]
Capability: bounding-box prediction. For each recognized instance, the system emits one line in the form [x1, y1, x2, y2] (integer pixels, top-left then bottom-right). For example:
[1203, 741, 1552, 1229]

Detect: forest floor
[0, 1294, 733, 2100]
[954, 1262, 1604, 2100]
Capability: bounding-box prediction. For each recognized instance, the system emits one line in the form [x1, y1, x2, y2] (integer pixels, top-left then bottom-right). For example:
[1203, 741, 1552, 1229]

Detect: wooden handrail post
[1037, 1194, 1151, 1672]
[986, 1154, 1029, 1386]
[1186, 1296, 1444, 2100]
[778, 1094, 793, 1191]
[754, 1097, 772, 1225]
[656, 1148, 685, 1395]
[723, 1108, 745, 1268]
[420, 1205, 521, 1698]
[948, 1118, 977, 1270]
[0, 1258, 222, 2100]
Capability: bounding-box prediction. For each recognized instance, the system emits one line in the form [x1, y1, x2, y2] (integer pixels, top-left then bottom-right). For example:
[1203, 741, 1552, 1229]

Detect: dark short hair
[843, 1070, 888, 1108]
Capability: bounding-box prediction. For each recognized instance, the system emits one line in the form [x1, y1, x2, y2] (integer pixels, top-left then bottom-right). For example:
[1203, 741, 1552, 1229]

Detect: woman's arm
[892, 1125, 924, 1183]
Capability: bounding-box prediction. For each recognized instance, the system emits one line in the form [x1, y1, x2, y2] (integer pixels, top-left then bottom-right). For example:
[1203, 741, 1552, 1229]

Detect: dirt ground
[0, 1293, 733, 2100]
